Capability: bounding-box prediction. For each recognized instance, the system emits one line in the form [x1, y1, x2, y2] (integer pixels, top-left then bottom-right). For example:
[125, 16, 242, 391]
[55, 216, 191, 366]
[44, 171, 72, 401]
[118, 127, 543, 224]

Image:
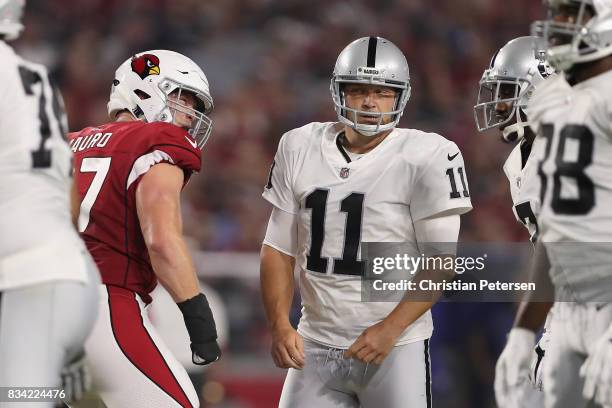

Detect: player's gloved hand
[177, 293, 221, 365]
[581, 324, 612, 406]
[60, 351, 90, 403]
[495, 327, 536, 408]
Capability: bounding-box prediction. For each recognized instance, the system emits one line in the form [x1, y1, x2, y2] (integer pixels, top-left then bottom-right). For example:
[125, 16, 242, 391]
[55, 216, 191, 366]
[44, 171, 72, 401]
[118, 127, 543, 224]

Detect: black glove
[177, 293, 221, 365]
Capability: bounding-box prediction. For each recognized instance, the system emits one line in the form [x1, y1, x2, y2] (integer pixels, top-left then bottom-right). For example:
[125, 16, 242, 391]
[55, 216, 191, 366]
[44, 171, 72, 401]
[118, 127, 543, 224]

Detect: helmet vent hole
[133, 89, 151, 100]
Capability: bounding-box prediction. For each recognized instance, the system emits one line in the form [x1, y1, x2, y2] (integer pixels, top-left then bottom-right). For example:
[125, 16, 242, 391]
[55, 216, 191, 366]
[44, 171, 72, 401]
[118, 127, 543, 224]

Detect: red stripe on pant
[107, 286, 194, 408]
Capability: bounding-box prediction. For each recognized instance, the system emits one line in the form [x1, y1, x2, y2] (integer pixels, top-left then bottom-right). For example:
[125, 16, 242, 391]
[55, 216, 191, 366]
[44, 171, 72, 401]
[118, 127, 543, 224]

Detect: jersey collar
[322, 123, 399, 180]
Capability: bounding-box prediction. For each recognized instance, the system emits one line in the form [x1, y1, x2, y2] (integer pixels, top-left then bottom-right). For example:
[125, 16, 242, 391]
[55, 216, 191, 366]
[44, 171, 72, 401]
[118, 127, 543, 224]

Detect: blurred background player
[260, 36, 472, 408]
[474, 35, 556, 408]
[69, 50, 220, 407]
[509, 0, 612, 407]
[0, 0, 100, 406]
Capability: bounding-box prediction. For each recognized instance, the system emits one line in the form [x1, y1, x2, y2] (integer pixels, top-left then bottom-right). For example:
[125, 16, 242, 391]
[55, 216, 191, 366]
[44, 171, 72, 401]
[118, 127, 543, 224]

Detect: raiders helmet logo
[536, 50, 554, 78]
[131, 54, 161, 79]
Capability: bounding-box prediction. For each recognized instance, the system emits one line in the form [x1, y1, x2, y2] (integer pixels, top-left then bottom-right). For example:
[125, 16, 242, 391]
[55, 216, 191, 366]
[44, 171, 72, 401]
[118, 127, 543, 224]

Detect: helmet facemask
[330, 77, 410, 137]
[159, 79, 213, 149]
[474, 75, 533, 142]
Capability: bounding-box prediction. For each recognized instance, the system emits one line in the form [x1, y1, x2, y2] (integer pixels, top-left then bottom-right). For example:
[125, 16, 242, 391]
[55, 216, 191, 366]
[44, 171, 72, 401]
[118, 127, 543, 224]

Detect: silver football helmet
[573, 8, 612, 63]
[108, 50, 214, 149]
[474, 36, 554, 142]
[0, 0, 25, 41]
[532, 0, 612, 70]
[330, 37, 411, 137]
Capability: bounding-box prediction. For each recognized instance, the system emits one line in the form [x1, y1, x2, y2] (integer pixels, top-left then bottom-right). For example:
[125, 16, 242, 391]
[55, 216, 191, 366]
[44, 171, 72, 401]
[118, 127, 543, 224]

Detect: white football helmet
[474, 36, 554, 142]
[330, 37, 411, 137]
[532, 0, 612, 70]
[108, 50, 214, 149]
[0, 0, 25, 41]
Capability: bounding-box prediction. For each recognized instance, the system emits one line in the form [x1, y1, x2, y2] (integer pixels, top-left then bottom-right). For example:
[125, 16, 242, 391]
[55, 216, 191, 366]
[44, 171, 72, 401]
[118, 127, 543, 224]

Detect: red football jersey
[70, 121, 201, 303]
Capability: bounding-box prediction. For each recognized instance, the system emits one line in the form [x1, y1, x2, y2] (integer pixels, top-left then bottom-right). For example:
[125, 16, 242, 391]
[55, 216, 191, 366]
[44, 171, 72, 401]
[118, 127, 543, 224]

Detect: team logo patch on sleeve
[131, 54, 161, 79]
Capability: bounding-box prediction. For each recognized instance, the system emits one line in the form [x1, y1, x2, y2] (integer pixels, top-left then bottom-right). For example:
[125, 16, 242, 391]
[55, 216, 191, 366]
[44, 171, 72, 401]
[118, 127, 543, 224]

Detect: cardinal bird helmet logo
[131, 54, 161, 79]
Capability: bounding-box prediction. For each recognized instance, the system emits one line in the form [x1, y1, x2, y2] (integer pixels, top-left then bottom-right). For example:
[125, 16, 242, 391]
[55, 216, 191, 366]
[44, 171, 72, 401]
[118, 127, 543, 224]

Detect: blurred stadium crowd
[14, 1, 544, 406]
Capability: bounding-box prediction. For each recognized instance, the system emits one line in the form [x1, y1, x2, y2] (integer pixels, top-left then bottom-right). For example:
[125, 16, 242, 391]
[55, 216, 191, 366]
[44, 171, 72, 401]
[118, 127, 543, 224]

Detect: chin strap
[353, 125, 387, 137]
[502, 122, 526, 142]
[502, 108, 529, 142]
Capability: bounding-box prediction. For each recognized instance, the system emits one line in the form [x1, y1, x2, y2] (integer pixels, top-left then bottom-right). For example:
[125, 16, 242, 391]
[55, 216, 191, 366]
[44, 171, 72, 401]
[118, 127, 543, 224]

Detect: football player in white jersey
[260, 36, 472, 408]
[0, 1, 100, 405]
[474, 35, 556, 408]
[507, 1, 612, 407]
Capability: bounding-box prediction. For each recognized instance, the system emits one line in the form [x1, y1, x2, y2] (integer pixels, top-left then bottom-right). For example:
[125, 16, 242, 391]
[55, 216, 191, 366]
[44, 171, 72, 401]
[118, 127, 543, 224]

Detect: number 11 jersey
[69, 121, 201, 303]
[263, 122, 472, 347]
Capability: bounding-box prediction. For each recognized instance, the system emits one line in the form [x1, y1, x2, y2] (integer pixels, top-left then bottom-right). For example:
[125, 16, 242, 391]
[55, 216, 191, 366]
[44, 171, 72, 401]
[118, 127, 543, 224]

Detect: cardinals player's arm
[136, 162, 199, 301]
[136, 162, 221, 365]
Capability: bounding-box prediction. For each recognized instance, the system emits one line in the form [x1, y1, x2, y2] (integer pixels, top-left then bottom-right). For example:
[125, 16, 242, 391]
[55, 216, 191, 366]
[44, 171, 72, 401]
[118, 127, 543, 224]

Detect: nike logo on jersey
[185, 136, 198, 149]
[448, 152, 459, 161]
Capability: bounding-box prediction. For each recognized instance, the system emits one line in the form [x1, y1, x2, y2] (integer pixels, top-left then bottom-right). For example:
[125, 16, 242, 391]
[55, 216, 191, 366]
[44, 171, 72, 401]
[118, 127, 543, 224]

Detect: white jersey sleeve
[262, 131, 299, 214]
[410, 141, 472, 221]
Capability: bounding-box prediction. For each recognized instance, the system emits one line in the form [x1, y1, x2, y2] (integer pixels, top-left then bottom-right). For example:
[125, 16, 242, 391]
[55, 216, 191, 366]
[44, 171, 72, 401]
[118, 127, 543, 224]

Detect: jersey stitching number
[334, 192, 366, 275]
[305, 189, 329, 273]
[18, 65, 65, 169]
[539, 124, 595, 215]
[305, 188, 365, 275]
[78, 157, 112, 232]
[446, 167, 470, 199]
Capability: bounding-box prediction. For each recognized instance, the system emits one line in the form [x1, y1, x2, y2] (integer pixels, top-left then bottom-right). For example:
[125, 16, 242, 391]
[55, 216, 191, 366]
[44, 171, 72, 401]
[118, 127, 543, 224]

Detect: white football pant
[544, 301, 612, 408]
[279, 337, 432, 408]
[0, 255, 100, 408]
